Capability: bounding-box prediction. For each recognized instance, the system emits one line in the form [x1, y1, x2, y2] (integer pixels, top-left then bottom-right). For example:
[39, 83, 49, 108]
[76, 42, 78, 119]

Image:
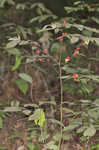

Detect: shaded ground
[0, 69, 98, 150]
[0, 113, 98, 150]
[0, 114, 84, 150]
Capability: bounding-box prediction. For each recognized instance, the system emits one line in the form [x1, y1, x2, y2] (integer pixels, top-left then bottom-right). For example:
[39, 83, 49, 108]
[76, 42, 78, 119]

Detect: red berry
[33, 42, 38, 46]
[35, 50, 41, 54]
[62, 32, 67, 36]
[39, 58, 43, 62]
[63, 20, 66, 26]
[46, 58, 50, 62]
[76, 47, 80, 50]
[73, 50, 78, 56]
[59, 37, 63, 42]
[43, 49, 48, 54]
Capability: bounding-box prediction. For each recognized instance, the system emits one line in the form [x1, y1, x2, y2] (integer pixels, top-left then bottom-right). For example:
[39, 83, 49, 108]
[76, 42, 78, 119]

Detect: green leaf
[83, 125, 96, 137]
[0, 117, 3, 128]
[22, 109, 31, 115]
[51, 42, 61, 53]
[71, 118, 82, 125]
[29, 109, 45, 127]
[6, 48, 21, 55]
[16, 3, 26, 10]
[84, 39, 90, 45]
[4, 107, 22, 112]
[27, 143, 34, 150]
[38, 131, 50, 142]
[16, 26, 27, 39]
[88, 108, 99, 120]
[19, 40, 29, 45]
[27, 143, 39, 150]
[6, 40, 19, 48]
[0, 110, 5, 118]
[53, 132, 61, 141]
[49, 119, 64, 127]
[8, 133, 21, 139]
[62, 134, 71, 141]
[62, 66, 76, 74]
[34, 109, 45, 127]
[39, 100, 56, 106]
[63, 118, 82, 131]
[11, 100, 20, 107]
[63, 125, 78, 131]
[45, 141, 58, 150]
[93, 99, 99, 106]
[74, 1, 81, 5]
[28, 113, 39, 121]
[0, 0, 6, 7]
[76, 126, 86, 134]
[83, 30, 92, 37]
[24, 103, 39, 108]
[62, 107, 75, 114]
[92, 17, 99, 25]
[16, 79, 29, 95]
[91, 144, 99, 150]
[71, 36, 79, 43]
[12, 55, 22, 71]
[19, 73, 32, 83]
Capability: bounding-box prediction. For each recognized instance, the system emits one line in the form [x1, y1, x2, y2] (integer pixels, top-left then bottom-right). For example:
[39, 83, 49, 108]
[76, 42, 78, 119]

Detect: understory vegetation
[0, 0, 99, 150]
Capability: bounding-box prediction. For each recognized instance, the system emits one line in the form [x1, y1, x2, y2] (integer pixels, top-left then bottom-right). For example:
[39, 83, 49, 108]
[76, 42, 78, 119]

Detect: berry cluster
[32, 20, 87, 81]
[32, 42, 49, 62]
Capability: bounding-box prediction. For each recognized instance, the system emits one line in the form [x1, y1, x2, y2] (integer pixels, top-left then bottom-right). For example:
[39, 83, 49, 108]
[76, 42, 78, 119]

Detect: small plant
[0, 0, 99, 149]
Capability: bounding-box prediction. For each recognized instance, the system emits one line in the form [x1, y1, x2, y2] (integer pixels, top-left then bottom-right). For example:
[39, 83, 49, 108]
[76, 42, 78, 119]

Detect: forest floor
[0, 69, 98, 150]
